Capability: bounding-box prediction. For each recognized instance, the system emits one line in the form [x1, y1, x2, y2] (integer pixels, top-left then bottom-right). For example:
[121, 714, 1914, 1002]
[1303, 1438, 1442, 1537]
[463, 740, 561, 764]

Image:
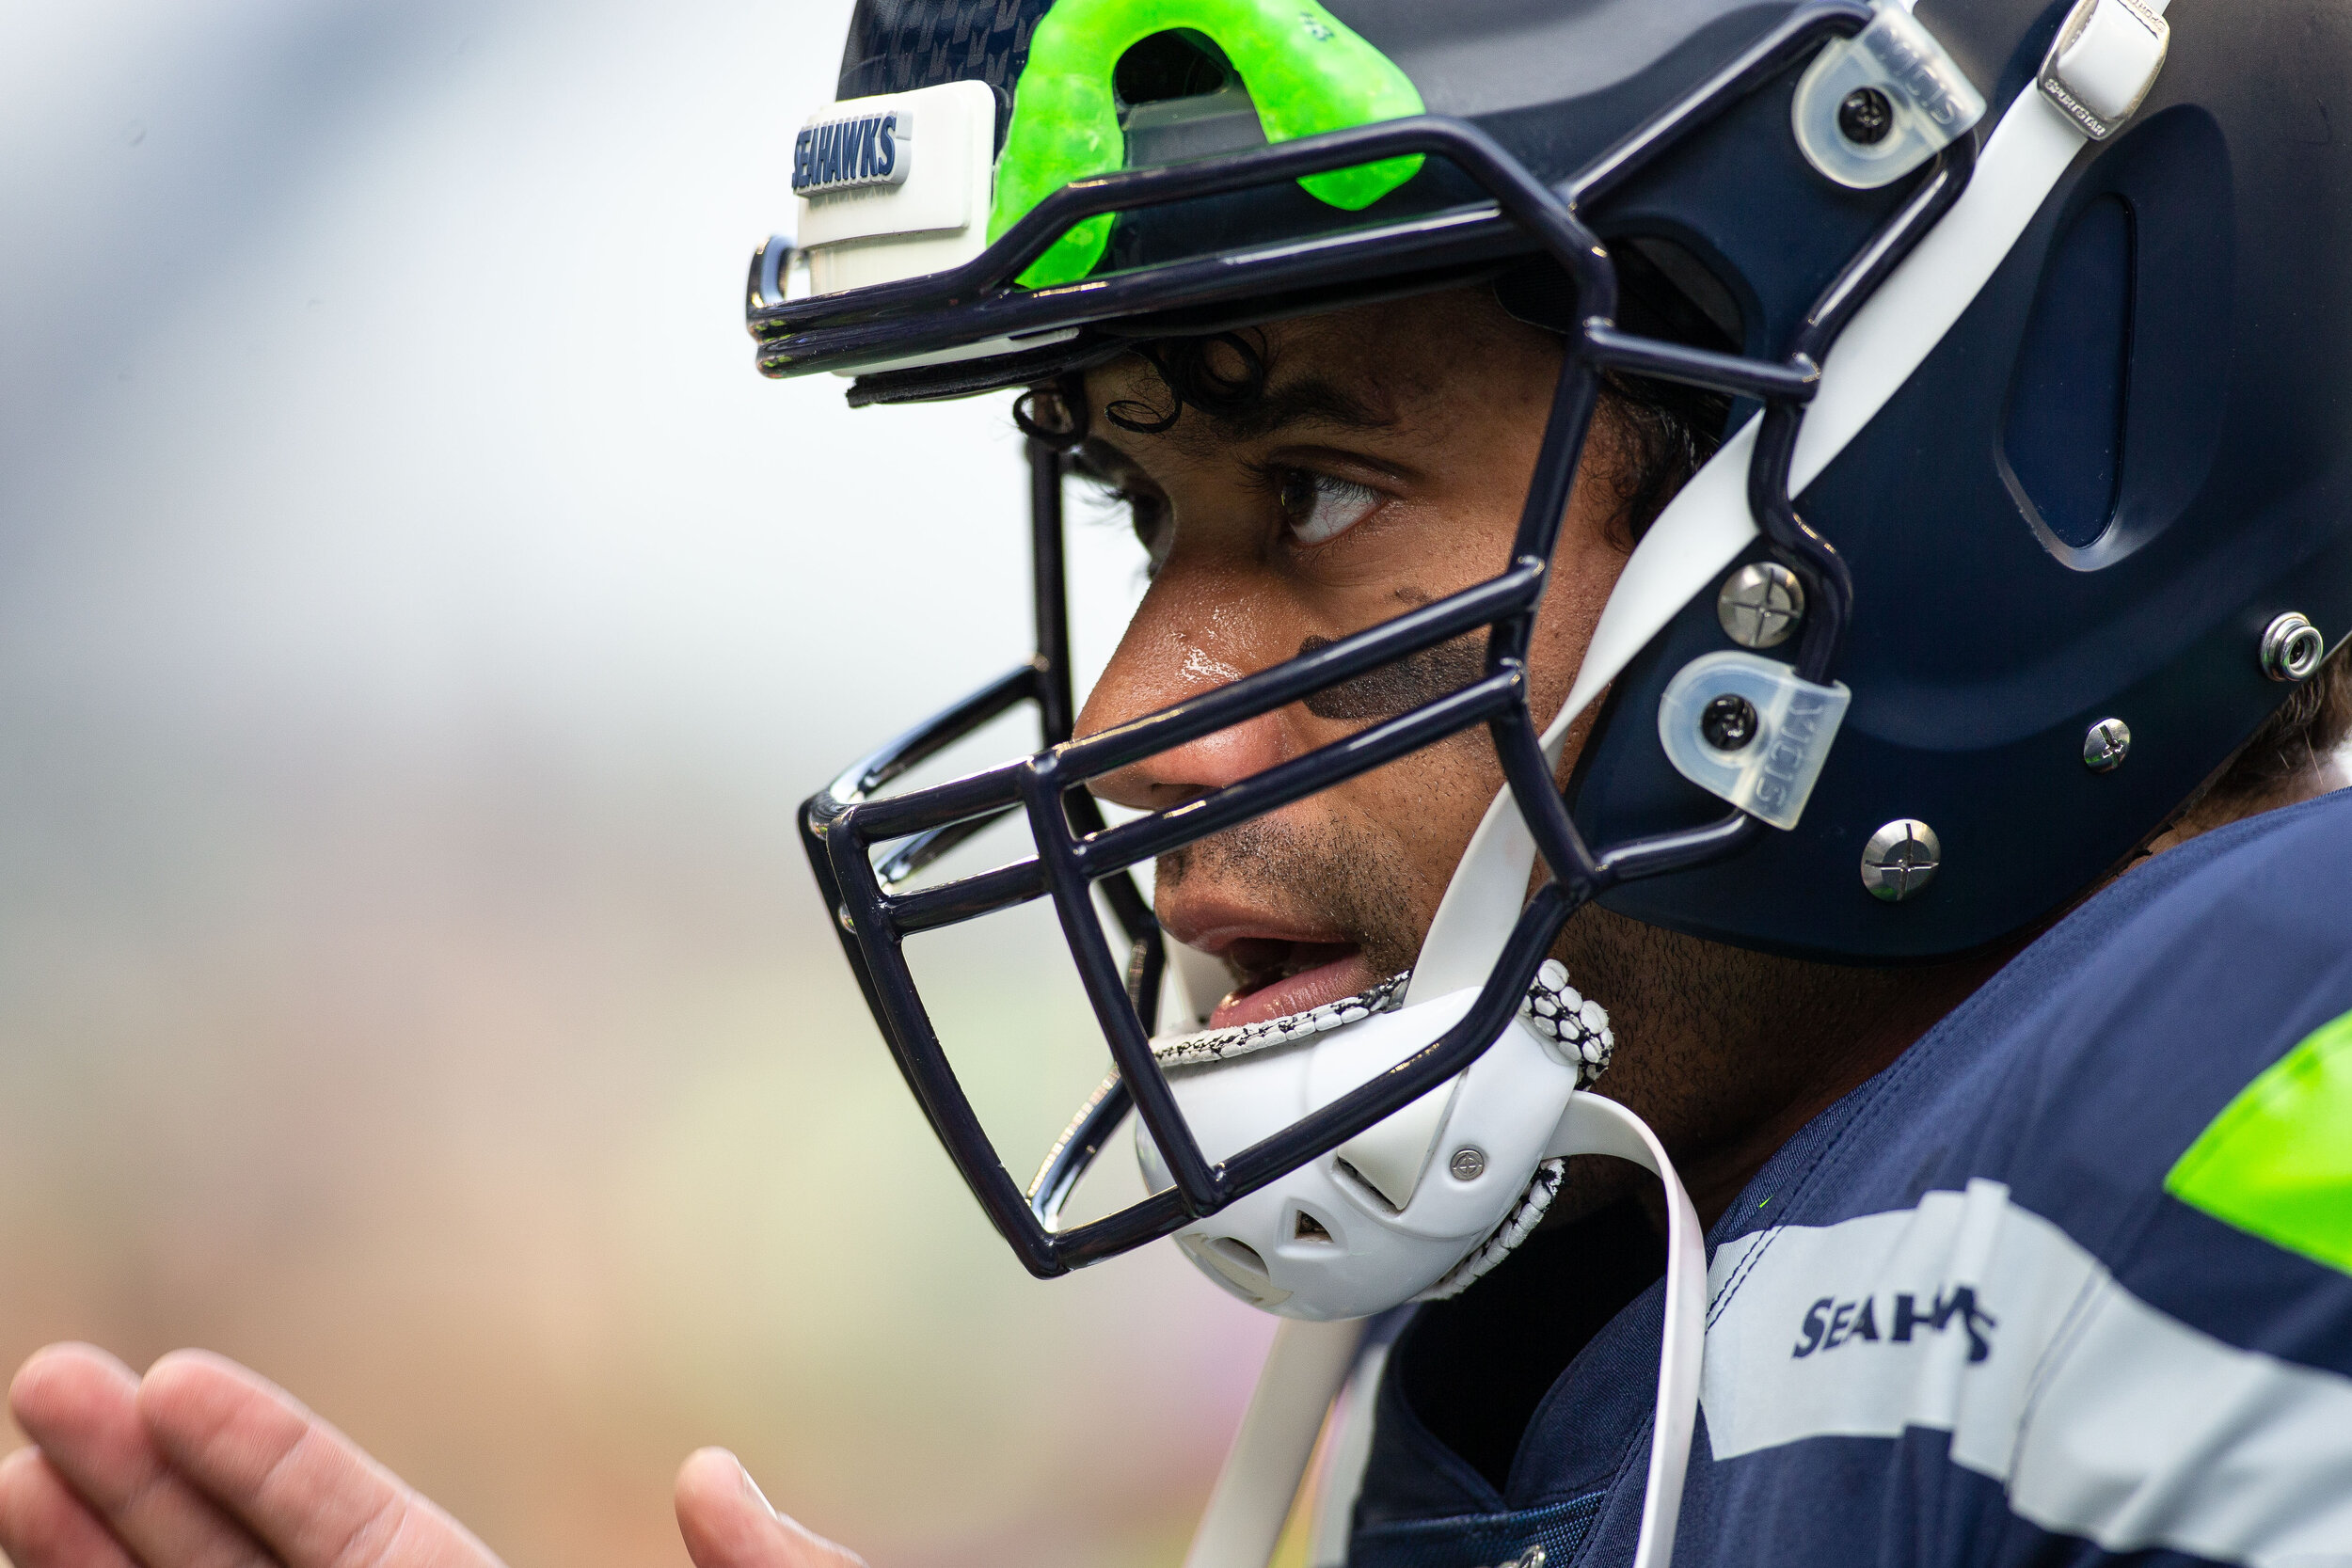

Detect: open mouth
[1211, 939, 1385, 1029]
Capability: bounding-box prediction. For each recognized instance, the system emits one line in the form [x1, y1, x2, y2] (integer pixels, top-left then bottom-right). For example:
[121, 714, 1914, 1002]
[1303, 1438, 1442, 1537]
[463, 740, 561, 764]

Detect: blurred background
[0, 1, 1274, 1563]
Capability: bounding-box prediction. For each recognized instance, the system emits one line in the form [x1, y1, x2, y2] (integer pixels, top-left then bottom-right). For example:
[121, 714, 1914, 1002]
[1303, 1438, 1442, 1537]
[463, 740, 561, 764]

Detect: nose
[1075, 568, 1295, 814]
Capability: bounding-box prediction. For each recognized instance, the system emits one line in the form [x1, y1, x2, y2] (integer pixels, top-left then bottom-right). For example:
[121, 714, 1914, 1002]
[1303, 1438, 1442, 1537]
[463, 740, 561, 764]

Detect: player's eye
[1275, 468, 1381, 546]
[1093, 483, 1171, 576]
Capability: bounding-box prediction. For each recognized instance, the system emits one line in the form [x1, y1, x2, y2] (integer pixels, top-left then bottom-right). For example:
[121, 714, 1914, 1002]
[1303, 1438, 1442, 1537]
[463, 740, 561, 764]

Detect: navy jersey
[1347, 789, 2352, 1568]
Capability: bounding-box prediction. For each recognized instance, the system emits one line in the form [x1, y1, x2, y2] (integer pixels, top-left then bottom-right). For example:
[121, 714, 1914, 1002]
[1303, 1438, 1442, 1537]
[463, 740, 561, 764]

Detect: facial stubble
[1155, 814, 1427, 986]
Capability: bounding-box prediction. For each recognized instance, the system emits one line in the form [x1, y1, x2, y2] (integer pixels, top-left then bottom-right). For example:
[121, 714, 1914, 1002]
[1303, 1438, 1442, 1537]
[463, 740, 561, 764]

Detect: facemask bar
[801, 439, 1168, 1171]
[797, 8, 1976, 1281]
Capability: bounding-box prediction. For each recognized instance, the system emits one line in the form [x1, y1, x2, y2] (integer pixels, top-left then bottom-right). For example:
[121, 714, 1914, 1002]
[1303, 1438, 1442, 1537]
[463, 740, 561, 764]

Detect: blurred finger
[674, 1449, 867, 1568]
[0, 1447, 140, 1568]
[136, 1352, 501, 1568]
[9, 1343, 273, 1568]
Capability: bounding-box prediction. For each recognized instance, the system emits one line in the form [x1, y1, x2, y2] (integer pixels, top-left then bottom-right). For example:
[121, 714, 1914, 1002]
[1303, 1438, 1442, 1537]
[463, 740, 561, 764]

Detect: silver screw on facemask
[2083, 718, 2132, 772]
[1861, 819, 1941, 902]
[1717, 562, 1806, 649]
[2261, 611, 2328, 682]
[1448, 1147, 1487, 1181]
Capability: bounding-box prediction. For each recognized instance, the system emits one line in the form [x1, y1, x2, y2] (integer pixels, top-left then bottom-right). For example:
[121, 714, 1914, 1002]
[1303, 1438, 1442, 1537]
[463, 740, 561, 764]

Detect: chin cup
[1178, 1089, 1708, 1568]
[1137, 988, 1577, 1319]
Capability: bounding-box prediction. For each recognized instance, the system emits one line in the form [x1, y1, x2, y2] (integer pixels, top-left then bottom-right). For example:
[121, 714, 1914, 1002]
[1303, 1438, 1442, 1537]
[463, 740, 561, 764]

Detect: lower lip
[1209, 948, 1379, 1029]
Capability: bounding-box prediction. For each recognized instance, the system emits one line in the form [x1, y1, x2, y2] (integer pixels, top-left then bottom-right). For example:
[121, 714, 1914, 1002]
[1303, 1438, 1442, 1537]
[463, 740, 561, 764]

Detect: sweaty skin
[1, 289, 2340, 1568]
[1070, 292, 2010, 1220]
[1075, 293, 1619, 1032]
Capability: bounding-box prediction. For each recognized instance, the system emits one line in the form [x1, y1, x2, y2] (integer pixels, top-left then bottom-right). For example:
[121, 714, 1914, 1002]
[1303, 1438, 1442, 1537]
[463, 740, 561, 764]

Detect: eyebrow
[1061, 361, 1404, 474]
[1202, 372, 1397, 442]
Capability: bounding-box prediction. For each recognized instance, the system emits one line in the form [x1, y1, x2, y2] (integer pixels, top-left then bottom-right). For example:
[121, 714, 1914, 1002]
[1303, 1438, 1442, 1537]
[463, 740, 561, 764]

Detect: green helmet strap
[988, 0, 1426, 288]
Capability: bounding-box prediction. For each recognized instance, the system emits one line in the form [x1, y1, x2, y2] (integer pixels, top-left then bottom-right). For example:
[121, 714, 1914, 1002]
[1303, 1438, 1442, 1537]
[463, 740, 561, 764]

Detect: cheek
[1526, 531, 1629, 730]
[1308, 731, 1507, 928]
[1282, 544, 1594, 918]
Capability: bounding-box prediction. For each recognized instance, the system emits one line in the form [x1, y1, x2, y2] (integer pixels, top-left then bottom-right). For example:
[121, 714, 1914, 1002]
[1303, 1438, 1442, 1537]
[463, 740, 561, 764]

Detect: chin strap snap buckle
[2039, 0, 2171, 142]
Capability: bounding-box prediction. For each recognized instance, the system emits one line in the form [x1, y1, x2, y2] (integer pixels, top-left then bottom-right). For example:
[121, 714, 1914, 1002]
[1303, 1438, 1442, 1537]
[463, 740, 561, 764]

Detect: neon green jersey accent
[988, 0, 1425, 288]
[2166, 1006, 2352, 1276]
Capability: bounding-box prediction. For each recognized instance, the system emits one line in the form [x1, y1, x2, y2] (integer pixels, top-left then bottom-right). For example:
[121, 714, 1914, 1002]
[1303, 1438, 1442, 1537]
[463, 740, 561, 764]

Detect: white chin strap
[1183, 19, 2168, 1559]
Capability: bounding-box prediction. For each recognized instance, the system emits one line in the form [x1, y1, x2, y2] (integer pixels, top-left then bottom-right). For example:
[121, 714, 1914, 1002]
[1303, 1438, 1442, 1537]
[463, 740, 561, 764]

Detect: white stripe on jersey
[1704, 1180, 2352, 1568]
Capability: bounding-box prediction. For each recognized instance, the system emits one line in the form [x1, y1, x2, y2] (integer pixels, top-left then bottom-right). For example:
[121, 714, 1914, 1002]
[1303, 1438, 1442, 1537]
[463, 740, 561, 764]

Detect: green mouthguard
[988, 0, 1426, 288]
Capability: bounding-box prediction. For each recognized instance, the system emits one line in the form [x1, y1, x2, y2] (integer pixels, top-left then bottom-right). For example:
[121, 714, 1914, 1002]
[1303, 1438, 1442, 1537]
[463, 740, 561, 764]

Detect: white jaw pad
[1408, 69, 2115, 1002]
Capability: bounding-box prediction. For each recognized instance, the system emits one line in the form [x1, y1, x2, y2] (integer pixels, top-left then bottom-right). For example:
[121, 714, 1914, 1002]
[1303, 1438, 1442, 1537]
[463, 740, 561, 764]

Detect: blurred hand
[674, 1449, 866, 1568]
[0, 1344, 866, 1568]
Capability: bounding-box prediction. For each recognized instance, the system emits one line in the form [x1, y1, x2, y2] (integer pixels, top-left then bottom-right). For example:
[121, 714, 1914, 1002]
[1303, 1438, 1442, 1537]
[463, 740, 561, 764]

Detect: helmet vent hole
[1114, 30, 1233, 109]
[1332, 1157, 1401, 1213]
[1177, 1234, 1291, 1307]
[1206, 1236, 1270, 1278]
[1292, 1210, 1334, 1243]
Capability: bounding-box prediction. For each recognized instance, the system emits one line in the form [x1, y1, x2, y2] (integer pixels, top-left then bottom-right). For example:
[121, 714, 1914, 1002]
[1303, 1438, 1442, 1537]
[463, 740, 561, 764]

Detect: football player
[6, 1, 2352, 1566]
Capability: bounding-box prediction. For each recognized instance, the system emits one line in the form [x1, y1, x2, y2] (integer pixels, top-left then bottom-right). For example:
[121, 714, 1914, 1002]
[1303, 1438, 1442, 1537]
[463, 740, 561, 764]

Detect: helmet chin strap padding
[1142, 964, 1613, 1321]
[1139, 984, 1519, 1320]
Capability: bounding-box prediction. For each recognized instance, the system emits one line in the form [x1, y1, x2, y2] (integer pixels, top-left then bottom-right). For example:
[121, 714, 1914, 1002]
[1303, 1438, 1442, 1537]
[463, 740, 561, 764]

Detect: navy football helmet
[764, 0, 2345, 1332]
[761, 2, 2351, 1559]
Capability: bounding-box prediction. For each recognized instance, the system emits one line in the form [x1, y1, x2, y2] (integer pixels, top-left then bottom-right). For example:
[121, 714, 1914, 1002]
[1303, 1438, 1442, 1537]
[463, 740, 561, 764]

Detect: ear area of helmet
[1791, 1, 1987, 190]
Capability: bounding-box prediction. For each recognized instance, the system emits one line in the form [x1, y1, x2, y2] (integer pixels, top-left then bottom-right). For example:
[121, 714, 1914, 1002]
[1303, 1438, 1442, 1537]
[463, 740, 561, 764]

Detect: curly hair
[1015, 321, 1728, 543]
[2207, 645, 2352, 808]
